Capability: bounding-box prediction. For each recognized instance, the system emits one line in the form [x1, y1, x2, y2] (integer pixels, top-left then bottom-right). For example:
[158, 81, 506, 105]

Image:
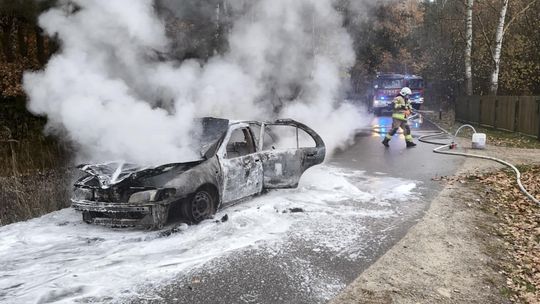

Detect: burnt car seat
[226, 142, 251, 158]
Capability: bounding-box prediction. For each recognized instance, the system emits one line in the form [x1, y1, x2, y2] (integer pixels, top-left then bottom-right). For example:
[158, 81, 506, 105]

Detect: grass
[500, 287, 515, 299]
[1, 119, 71, 176]
[0, 169, 73, 225]
[0, 137, 73, 225]
[451, 124, 540, 149]
[420, 108, 540, 149]
[1, 100, 73, 225]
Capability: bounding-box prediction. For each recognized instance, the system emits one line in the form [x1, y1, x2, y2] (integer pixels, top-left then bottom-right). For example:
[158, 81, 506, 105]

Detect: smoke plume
[24, 0, 369, 165]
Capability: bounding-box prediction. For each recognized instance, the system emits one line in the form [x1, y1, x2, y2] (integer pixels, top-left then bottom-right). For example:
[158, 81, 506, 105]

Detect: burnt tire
[181, 187, 217, 224]
[82, 211, 93, 224]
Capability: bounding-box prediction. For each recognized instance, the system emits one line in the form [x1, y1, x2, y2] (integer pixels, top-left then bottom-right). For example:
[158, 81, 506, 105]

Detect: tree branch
[502, 0, 539, 36]
[475, 14, 495, 63]
[485, 0, 500, 13]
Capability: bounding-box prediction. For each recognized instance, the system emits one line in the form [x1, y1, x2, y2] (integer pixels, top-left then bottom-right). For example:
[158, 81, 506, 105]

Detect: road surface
[0, 115, 464, 304]
[130, 115, 464, 304]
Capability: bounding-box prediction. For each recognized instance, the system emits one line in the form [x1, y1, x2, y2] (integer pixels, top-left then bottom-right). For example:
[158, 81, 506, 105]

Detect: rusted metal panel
[516, 96, 540, 137]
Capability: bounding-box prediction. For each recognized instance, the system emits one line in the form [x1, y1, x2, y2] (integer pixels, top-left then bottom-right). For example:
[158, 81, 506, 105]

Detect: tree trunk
[489, 0, 509, 95]
[1, 16, 14, 63]
[35, 25, 45, 65]
[464, 0, 474, 95]
[17, 20, 28, 58]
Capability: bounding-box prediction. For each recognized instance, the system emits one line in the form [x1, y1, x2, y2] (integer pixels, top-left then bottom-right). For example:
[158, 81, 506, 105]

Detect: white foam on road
[0, 165, 419, 303]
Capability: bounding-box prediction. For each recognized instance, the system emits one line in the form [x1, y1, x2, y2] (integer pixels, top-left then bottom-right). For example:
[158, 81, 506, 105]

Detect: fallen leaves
[468, 166, 540, 303]
[431, 175, 469, 185]
[452, 124, 540, 149]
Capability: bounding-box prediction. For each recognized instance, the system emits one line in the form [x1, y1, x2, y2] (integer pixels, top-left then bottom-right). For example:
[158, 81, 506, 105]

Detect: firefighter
[382, 87, 417, 148]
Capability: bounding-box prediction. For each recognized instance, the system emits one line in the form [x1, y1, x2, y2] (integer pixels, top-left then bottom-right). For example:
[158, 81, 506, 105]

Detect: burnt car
[71, 118, 325, 229]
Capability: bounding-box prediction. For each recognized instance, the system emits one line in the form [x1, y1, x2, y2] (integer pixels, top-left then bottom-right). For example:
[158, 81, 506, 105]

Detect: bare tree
[1, 15, 15, 62]
[465, 0, 474, 95]
[489, 0, 509, 95]
[490, 0, 539, 94]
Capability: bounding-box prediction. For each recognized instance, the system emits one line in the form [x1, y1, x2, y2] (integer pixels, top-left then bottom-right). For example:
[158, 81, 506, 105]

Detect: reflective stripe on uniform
[394, 96, 406, 109]
[392, 95, 410, 121]
[392, 113, 406, 120]
[405, 134, 413, 141]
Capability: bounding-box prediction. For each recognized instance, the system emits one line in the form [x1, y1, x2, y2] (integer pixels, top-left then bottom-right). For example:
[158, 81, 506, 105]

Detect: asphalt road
[334, 115, 464, 187]
[131, 115, 464, 304]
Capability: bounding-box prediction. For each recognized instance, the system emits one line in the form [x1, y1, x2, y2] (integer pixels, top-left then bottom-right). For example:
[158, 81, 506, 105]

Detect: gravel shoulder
[330, 146, 540, 304]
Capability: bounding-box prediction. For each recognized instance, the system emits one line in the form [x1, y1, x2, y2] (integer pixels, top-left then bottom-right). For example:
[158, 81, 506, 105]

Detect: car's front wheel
[181, 187, 217, 224]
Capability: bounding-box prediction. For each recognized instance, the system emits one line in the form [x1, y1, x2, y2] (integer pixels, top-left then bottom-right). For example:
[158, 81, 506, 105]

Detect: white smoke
[24, 0, 370, 165]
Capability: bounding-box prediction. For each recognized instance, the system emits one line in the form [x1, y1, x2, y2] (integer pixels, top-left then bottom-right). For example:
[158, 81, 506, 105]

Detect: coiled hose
[418, 117, 539, 206]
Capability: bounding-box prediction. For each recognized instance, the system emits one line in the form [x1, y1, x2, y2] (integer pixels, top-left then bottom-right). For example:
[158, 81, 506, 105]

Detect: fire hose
[416, 112, 539, 206]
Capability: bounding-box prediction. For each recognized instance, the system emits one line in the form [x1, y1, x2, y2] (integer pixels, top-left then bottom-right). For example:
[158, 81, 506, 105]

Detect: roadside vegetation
[453, 125, 540, 149]
[469, 166, 540, 303]
[0, 1, 70, 225]
[0, 170, 71, 225]
[0, 101, 71, 225]
[423, 109, 540, 149]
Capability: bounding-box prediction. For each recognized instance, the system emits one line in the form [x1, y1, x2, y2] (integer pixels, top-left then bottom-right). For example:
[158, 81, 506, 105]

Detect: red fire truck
[369, 73, 424, 115]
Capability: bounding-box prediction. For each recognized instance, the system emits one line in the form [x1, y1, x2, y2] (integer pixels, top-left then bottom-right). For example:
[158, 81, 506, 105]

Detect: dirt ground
[330, 145, 540, 304]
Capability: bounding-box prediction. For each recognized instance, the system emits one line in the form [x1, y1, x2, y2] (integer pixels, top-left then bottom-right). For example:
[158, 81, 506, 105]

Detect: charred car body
[71, 118, 325, 229]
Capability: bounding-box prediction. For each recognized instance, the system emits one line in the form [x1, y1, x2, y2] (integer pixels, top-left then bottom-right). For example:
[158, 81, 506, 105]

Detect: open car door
[218, 124, 263, 204]
[258, 119, 325, 189]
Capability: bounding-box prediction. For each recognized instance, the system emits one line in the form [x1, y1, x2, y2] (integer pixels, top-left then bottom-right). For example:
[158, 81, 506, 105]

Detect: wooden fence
[455, 96, 540, 139]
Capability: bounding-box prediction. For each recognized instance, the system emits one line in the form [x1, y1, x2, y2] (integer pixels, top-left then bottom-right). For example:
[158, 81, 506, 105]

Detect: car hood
[76, 161, 203, 189]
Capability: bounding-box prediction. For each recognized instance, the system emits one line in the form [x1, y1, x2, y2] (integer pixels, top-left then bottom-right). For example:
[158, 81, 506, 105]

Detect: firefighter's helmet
[400, 87, 412, 97]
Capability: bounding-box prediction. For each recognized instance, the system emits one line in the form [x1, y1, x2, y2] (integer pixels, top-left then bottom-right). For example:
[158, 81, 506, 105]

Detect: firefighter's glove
[404, 109, 411, 117]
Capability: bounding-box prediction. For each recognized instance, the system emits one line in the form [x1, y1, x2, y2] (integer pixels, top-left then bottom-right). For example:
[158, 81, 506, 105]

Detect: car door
[218, 124, 263, 204]
[258, 119, 326, 189]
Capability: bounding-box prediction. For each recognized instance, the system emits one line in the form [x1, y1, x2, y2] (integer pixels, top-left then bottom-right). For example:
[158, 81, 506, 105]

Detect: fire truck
[368, 73, 424, 115]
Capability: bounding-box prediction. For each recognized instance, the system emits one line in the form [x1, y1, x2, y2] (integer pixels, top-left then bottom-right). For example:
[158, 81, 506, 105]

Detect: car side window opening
[261, 125, 316, 150]
[248, 123, 262, 150]
[225, 128, 256, 159]
[262, 129, 275, 150]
